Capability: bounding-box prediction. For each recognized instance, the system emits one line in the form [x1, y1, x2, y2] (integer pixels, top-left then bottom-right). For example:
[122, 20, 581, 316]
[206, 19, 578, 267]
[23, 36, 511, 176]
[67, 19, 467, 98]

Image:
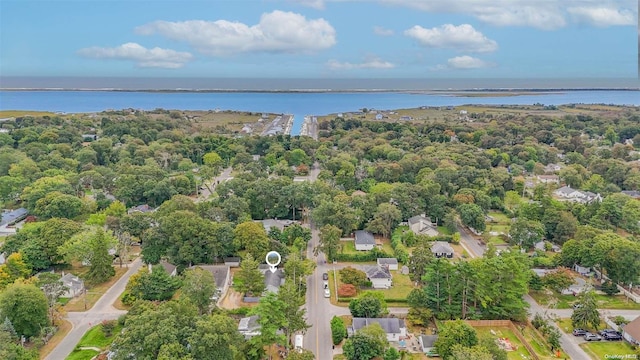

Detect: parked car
[322, 273, 329, 280]
[584, 333, 602, 341]
[323, 281, 329, 289]
[603, 332, 623, 341]
[598, 329, 619, 336]
[324, 288, 330, 298]
[572, 329, 587, 336]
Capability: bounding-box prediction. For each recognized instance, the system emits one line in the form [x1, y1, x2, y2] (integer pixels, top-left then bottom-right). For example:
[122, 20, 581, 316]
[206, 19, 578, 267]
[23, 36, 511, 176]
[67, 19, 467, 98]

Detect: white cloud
[381, 0, 637, 29]
[135, 10, 336, 56]
[77, 42, 193, 68]
[327, 58, 395, 70]
[373, 26, 394, 36]
[404, 24, 498, 53]
[567, 6, 635, 27]
[446, 55, 491, 69]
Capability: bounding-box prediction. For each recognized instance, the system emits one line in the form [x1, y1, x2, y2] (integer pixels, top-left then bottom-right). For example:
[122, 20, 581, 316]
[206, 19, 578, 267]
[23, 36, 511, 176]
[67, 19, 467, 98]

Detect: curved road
[45, 258, 143, 360]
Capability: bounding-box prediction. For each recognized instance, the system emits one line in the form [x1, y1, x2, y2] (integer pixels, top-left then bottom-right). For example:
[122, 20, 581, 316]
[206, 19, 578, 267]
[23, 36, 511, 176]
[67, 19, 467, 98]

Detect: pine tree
[87, 229, 116, 284]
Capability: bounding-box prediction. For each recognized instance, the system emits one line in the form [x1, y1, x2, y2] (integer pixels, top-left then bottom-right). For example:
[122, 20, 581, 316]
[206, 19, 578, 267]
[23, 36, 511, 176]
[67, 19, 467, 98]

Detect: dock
[300, 115, 318, 140]
[261, 114, 294, 136]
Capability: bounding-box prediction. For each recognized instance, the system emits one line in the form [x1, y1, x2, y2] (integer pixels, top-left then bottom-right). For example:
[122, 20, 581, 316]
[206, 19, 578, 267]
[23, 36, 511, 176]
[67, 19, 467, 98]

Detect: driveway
[45, 258, 143, 360]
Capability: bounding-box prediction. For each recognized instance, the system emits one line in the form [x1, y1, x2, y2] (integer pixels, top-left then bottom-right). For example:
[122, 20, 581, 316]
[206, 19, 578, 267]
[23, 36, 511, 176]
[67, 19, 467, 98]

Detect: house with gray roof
[419, 335, 439, 356]
[622, 190, 640, 199]
[60, 273, 85, 298]
[377, 258, 398, 271]
[350, 318, 406, 342]
[238, 315, 261, 339]
[554, 186, 602, 204]
[159, 260, 177, 276]
[431, 241, 454, 258]
[257, 219, 297, 232]
[354, 230, 375, 251]
[127, 204, 155, 214]
[263, 269, 285, 294]
[189, 265, 231, 300]
[407, 215, 439, 237]
[364, 265, 392, 289]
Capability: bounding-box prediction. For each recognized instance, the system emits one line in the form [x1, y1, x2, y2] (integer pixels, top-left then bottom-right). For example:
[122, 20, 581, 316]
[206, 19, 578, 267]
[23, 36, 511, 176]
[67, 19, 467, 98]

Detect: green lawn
[474, 327, 534, 360]
[77, 323, 122, 349]
[556, 318, 604, 334]
[531, 290, 640, 310]
[437, 226, 452, 235]
[65, 349, 99, 360]
[58, 297, 71, 305]
[340, 240, 358, 254]
[369, 272, 416, 303]
[581, 341, 638, 360]
[520, 325, 568, 359]
[487, 211, 512, 224]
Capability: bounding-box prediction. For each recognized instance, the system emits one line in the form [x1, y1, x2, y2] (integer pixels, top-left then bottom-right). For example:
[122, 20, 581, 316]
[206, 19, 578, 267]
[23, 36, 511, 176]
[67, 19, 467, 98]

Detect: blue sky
[0, 0, 637, 78]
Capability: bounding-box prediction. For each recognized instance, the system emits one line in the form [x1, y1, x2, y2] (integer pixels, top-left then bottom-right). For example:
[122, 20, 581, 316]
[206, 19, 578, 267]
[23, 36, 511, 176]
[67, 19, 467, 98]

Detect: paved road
[196, 166, 233, 202]
[45, 258, 143, 360]
[457, 224, 485, 258]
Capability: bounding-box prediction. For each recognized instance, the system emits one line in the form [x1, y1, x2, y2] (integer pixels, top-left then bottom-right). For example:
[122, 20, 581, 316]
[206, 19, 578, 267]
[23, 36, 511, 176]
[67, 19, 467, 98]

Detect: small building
[224, 257, 241, 267]
[621, 190, 640, 199]
[127, 204, 155, 214]
[622, 316, 640, 345]
[400, 265, 409, 275]
[350, 318, 406, 342]
[364, 266, 392, 289]
[159, 260, 177, 276]
[263, 269, 285, 294]
[544, 163, 562, 173]
[407, 215, 439, 237]
[418, 335, 439, 356]
[554, 186, 602, 204]
[189, 265, 231, 300]
[377, 258, 399, 271]
[258, 219, 297, 232]
[354, 230, 375, 251]
[573, 264, 591, 276]
[375, 114, 383, 120]
[60, 273, 85, 298]
[534, 241, 561, 253]
[431, 241, 454, 258]
[536, 175, 560, 184]
[238, 315, 261, 339]
[0, 253, 5, 265]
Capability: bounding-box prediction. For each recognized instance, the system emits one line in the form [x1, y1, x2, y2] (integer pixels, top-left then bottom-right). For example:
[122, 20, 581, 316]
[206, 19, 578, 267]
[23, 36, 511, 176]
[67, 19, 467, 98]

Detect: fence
[463, 320, 540, 360]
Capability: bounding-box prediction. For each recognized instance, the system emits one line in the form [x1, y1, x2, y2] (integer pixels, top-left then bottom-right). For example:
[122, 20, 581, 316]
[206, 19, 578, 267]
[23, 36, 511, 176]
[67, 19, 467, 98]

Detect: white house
[377, 258, 398, 271]
[418, 335, 439, 356]
[364, 266, 392, 289]
[238, 315, 261, 339]
[407, 215, 439, 237]
[354, 230, 375, 251]
[622, 316, 640, 345]
[431, 241, 454, 258]
[60, 273, 85, 298]
[350, 318, 406, 342]
[554, 186, 602, 204]
[536, 175, 560, 184]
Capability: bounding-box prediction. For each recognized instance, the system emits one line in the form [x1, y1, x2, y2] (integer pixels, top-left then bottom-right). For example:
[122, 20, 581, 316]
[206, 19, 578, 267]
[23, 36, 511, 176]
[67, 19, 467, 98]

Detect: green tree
[233, 221, 270, 261]
[187, 314, 244, 360]
[0, 253, 31, 287]
[383, 347, 400, 360]
[571, 290, 600, 330]
[235, 254, 265, 296]
[509, 218, 545, 249]
[366, 203, 402, 239]
[286, 349, 315, 360]
[457, 203, 486, 232]
[450, 344, 493, 360]
[36, 272, 68, 324]
[0, 327, 39, 360]
[315, 224, 342, 262]
[182, 267, 217, 314]
[343, 323, 387, 360]
[330, 316, 347, 345]
[33, 191, 84, 219]
[249, 292, 287, 351]
[0, 283, 49, 338]
[203, 151, 223, 168]
[129, 266, 180, 301]
[542, 269, 574, 293]
[349, 291, 387, 318]
[408, 241, 434, 283]
[59, 228, 117, 284]
[277, 281, 310, 348]
[339, 267, 368, 287]
[433, 319, 478, 360]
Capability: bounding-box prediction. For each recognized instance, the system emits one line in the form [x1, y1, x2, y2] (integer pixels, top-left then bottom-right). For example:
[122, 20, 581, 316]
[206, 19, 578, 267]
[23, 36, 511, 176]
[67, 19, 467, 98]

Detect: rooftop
[352, 318, 405, 334]
[189, 265, 229, 289]
[355, 230, 375, 245]
[364, 265, 392, 279]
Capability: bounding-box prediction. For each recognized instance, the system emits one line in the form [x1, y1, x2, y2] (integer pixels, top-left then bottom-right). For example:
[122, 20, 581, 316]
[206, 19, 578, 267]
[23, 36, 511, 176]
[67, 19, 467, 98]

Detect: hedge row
[335, 248, 391, 262]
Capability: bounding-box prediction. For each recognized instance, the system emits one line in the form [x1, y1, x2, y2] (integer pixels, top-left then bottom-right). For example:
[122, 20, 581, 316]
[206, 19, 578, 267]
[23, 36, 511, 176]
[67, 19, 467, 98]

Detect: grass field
[581, 341, 638, 359]
[64, 266, 128, 312]
[77, 323, 122, 349]
[0, 110, 56, 118]
[519, 325, 568, 359]
[369, 272, 416, 303]
[531, 290, 640, 310]
[65, 349, 100, 360]
[474, 327, 534, 360]
[556, 318, 604, 334]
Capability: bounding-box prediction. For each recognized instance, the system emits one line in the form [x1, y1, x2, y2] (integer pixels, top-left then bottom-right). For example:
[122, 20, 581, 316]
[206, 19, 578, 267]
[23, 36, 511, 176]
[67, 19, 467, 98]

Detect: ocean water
[1, 90, 639, 135]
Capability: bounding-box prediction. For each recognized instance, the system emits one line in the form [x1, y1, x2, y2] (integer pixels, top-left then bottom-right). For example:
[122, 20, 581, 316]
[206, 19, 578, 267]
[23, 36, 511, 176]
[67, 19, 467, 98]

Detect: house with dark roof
[238, 315, 261, 339]
[377, 258, 398, 271]
[350, 318, 406, 342]
[364, 265, 392, 289]
[418, 335, 439, 356]
[224, 257, 241, 267]
[407, 215, 439, 237]
[354, 230, 375, 251]
[622, 316, 640, 345]
[263, 269, 285, 294]
[159, 260, 177, 276]
[189, 265, 231, 300]
[554, 186, 602, 204]
[431, 241, 454, 258]
[257, 219, 297, 232]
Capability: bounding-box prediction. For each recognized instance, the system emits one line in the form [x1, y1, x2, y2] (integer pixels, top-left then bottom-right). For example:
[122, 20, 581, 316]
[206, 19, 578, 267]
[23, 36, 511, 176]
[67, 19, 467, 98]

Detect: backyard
[581, 341, 638, 360]
[531, 290, 640, 310]
[474, 327, 535, 360]
[519, 324, 568, 359]
[484, 211, 511, 245]
[331, 268, 416, 307]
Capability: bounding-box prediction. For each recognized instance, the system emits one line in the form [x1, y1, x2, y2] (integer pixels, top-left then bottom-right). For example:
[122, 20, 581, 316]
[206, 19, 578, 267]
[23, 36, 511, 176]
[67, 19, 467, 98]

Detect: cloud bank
[77, 42, 193, 68]
[405, 24, 498, 53]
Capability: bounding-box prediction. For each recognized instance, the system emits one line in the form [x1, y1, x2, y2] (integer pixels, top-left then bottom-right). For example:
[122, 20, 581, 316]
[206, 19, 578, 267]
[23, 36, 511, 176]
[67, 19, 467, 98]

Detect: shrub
[330, 316, 347, 345]
[100, 320, 116, 337]
[338, 284, 357, 298]
[339, 267, 368, 286]
[601, 281, 620, 296]
[613, 315, 629, 326]
[120, 291, 137, 306]
[531, 313, 546, 330]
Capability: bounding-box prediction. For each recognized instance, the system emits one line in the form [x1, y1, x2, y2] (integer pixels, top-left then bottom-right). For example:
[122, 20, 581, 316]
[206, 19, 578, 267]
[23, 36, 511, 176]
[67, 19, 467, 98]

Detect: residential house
[431, 241, 454, 258]
[257, 219, 297, 232]
[534, 241, 561, 253]
[364, 266, 392, 289]
[573, 264, 591, 276]
[418, 335, 439, 356]
[354, 230, 375, 251]
[190, 265, 231, 300]
[375, 114, 383, 120]
[263, 269, 285, 294]
[0, 253, 5, 265]
[350, 318, 406, 342]
[127, 204, 155, 214]
[224, 257, 241, 267]
[159, 260, 177, 276]
[536, 175, 560, 184]
[377, 258, 398, 271]
[544, 163, 562, 173]
[554, 186, 602, 204]
[622, 316, 640, 345]
[60, 273, 85, 298]
[407, 215, 439, 237]
[238, 315, 261, 339]
[621, 190, 640, 199]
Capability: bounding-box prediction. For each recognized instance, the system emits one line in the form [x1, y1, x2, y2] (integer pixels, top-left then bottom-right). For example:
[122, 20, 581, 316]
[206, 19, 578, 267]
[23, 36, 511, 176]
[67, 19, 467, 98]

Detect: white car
[324, 288, 330, 298]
